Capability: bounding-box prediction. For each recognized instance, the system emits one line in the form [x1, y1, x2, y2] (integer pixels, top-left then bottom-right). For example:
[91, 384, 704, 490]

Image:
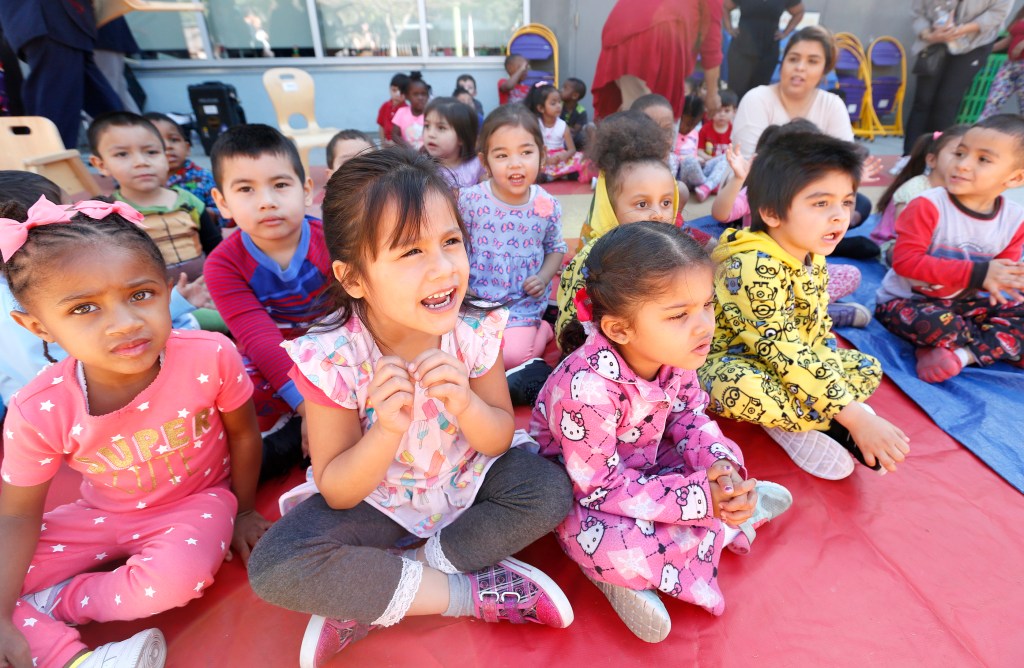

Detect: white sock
[954, 347, 976, 367]
[722, 525, 741, 546]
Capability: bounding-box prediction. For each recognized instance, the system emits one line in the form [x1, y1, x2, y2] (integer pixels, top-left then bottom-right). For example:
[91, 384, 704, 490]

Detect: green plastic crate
[955, 52, 1008, 124]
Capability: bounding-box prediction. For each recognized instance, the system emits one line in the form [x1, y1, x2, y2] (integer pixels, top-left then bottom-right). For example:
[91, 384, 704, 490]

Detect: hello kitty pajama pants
[557, 504, 734, 616]
[875, 296, 1024, 365]
[13, 487, 236, 667]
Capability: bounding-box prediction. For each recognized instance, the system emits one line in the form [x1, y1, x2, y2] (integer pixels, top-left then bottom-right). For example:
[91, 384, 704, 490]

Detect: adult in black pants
[0, 0, 123, 149]
[902, 0, 1013, 157]
[724, 0, 805, 100]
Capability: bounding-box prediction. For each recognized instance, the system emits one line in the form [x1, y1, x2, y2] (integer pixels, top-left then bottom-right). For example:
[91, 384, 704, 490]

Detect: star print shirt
[530, 330, 745, 527]
[284, 308, 508, 537]
[1, 331, 254, 512]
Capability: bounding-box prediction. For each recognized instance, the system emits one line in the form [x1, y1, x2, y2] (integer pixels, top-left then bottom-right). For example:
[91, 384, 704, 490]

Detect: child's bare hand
[367, 356, 415, 435]
[861, 155, 884, 183]
[725, 143, 751, 182]
[410, 349, 472, 416]
[226, 509, 272, 566]
[848, 411, 910, 473]
[522, 274, 547, 297]
[982, 259, 1024, 305]
[719, 478, 757, 526]
[176, 273, 215, 309]
[0, 619, 31, 668]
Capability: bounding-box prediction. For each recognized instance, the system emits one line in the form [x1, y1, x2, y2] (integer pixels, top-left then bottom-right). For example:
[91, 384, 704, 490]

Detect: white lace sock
[371, 557, 423, 627]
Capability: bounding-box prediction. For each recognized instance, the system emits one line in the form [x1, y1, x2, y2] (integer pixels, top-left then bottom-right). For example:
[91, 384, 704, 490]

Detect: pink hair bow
[73, 200, 146, 226]
[0, 196, 73, 262]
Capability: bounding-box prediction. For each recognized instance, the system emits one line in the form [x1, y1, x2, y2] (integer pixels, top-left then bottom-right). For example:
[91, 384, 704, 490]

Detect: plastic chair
[95, 0, 204, 28]
[508, 24, 559, 87]
[955, 53, 1009, 124]
[262, 68, 339, 177]
[834, 43, 876, 139]
[0, 117, 101, 198]
[867, 37, 906, 136]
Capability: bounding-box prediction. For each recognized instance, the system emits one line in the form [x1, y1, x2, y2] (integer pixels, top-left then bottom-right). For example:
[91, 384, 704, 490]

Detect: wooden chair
[0, 117, 101, 198]
[94, 0, 204, 28]
[262, 68, 339, 177]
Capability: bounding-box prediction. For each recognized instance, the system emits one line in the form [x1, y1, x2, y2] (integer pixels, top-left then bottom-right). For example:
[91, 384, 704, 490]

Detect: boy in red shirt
[698, 89, 737, 159]
[376, 73, 409, 145]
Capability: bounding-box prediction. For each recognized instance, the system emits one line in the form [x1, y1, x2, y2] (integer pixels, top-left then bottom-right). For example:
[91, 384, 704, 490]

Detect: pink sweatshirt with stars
[529, 332, 745, 613]
[1, 331, 253, 512]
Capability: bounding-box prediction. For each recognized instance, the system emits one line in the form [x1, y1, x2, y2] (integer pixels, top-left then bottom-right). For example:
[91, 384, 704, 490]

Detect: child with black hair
[534, 222, 791, 642]
[700, 131, 911, 480]
[498, 54, 529, 105]
[88, 112, 222, 281]
[698, 88, 738, 159]
[325, 129, 375, 180]
[633, 94, 730, 203]
[455, 73, 485, 117]
[144, 111, 220, 224]
[0, 171, 215, 411]
[560, 77, 591, 149]
[555, 110, 683, 344]
[246, 148, 574, 668]
[711, 120, 873, 328]
[875, 114, 1024, 383]
[377, 73, 410, 145]
[0, 197, 269, 668]
[871, 125, 969, 257]
[453, 86, 485, 128]
[391, 72, 430, 150]
[525, 83, 585, 180]
[207, 124, 333, 478]
[422, 97, 484, 188]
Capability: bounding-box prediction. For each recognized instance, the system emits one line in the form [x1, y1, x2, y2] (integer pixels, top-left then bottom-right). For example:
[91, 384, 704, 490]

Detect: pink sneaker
[299, 616, 373, 668]
[470, 557, 574, 628]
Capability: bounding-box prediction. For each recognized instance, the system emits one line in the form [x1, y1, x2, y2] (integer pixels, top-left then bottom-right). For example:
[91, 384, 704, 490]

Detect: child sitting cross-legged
[246, 148, 574, 668]
[875, 114, 1024, 382]
[532, 222, 792, 643]
[699, 131, 911, 480]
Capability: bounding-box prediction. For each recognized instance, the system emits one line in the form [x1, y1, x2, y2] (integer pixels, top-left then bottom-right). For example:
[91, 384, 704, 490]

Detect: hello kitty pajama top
[283, 308, 509, 537]
[529, 332, 745, 615]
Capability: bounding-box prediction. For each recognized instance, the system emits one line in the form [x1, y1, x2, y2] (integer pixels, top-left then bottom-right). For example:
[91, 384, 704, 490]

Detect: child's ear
[758, 206, 783, 229]
[925, 153, 937, 170]
[88, 154, 110, 177]
[9, 310, 54, 342]
[1004, 165, 1024, 191]
[303, 176, 314, 206]
[599, 315, 633, 346]
[478, 152, 490, 177]
[332, 260, 364, 298]
[210, 187, 233, 221]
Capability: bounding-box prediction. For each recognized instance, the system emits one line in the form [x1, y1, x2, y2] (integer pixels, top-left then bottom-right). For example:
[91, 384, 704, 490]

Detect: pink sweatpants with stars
[12, 486, 236, 667]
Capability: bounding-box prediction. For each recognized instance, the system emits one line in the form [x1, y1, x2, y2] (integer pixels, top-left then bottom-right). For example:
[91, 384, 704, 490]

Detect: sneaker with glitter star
[299, 616, 374, 668]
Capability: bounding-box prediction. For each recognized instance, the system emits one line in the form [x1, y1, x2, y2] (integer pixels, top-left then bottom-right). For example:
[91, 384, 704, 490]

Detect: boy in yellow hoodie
[698, 131, 910, 480]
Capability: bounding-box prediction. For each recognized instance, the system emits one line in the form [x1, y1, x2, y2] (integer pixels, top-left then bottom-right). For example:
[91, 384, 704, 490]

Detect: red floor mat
[33, 374, 1016, 667]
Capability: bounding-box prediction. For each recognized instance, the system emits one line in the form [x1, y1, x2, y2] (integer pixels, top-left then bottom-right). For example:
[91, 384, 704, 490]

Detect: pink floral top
[529, 331, 745, 526]
[284, 308, 508, 536]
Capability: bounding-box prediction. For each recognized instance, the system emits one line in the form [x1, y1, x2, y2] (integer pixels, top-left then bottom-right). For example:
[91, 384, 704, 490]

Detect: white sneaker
[21, 577, 71, 618]
[586, 574, 671, 643]
[736, 481, 793, 546]
[79, 629, 166, 667]
[763, 426, 855, 480]
[889, 155, 910, 175]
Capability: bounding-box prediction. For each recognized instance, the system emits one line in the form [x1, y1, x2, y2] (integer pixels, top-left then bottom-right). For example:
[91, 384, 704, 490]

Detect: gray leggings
[248, 447, 572, 624]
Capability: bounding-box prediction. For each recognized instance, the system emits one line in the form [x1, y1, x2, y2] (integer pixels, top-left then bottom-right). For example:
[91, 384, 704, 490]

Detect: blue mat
[692, 214, 1024, 494]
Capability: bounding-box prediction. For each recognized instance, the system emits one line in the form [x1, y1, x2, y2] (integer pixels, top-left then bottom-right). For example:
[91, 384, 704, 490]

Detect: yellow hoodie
[697, 228, 881, 431]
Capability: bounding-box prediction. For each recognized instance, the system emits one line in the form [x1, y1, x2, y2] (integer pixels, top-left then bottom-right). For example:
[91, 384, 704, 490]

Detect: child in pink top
[390, 71, 430, 150]
[0, 198, 269, 668]
[531, 222, 792, 643]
